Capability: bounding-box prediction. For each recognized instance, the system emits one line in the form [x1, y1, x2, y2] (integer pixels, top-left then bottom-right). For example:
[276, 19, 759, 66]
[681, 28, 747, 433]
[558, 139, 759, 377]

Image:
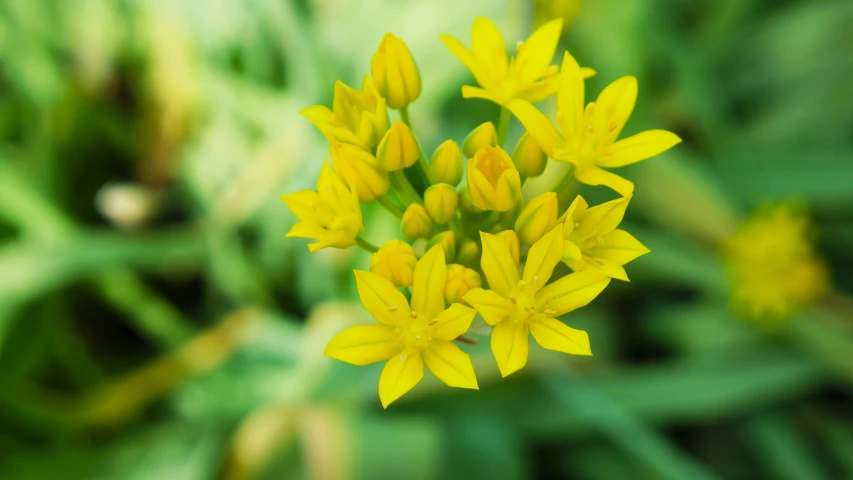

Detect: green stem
[496, 107, 511, 147]
[356, 235, 380, 253]
[399, 105, 432, 185]
[376, 195, 404, 219]
[391, 170, 422, 206]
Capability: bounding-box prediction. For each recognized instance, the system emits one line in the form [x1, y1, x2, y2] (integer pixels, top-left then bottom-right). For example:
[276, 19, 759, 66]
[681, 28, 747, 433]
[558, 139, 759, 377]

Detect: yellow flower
[508, 52, 682, 196]
[445, 264, 482, 304]
[371, 33, 422, 110]
[325, 246, 479, 408]
[462, 122, 498, 158]
[427, 230, 456, 263]
[401, 203, 434, 239]
[424, 183, 458, 225]
[429, 140, 464, 186]
[371, 240, 417, 288]
[301, 75, 390, 150]
[440, 17, 594, 107]
[376, 121, 420, 171]
[330, 142, 389, 202]
[724, 205, 828, 322]
[466, 145, 522, 212]
[496, 230, 520, 264]
[281, 162, 363, 252]
[560, 195, 649, 281]
[464, 226, 610, 377]
[515, 192, 558, 244]
[512, 131, 547, 178]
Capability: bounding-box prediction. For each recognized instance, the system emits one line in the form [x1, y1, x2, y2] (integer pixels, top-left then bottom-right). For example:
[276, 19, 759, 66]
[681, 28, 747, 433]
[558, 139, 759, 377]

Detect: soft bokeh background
[1, 0, 852, 478]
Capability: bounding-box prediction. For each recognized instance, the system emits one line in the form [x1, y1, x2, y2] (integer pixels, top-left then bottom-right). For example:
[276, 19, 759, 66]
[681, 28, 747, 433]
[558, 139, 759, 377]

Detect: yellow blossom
[508, 52, 681, 196]
[401, 203, 434, 239]
[440, 17, 594, 107]
[281, 162, 363, 252]
[371, 33, 421, 110]
[464, 226, 610, 377]
[515, 192, 558, 244]
[325, 246, 479, 407]
[512, 131, 547, 178]
[466, 145, 522, 212]
[424, 183, 458, 225]
[376, 121, 420, 171]
[370, 240, 417, 288]
[301, 75, 390, 150]
[496, 230, 520, 264]
[445, 264, 482, 304]
[429, 140, 464, 186]
[724, 205, 828, 322]
[560, 195, 649, 281]
[462, 122, 498, 158]
[330, 142, 389, 202]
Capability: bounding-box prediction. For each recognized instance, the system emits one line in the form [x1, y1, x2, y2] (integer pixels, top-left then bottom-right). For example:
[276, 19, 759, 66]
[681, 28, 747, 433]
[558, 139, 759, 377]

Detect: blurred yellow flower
[371, 33, 421, 110]
[281, 162, 363, 252]
[301, 75, 390, 150]
[508, 52, 681, 196]
[560, 195, 649, 281]
[464, 226, 609, 377]
[325, 246, 479, 407]
[466, 145, 522, 212]
[441, 17, 594, 107]
[724, 205, 828, 322]
[445, 264, 482, 304]
[370, 240, 417, 288]
[330, 142, 389, 202]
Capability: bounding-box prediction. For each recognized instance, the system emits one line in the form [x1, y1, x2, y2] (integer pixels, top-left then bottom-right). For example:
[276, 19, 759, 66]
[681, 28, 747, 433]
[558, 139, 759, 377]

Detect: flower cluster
[282, 18, 680, 407]
[724, 204, 828, 323]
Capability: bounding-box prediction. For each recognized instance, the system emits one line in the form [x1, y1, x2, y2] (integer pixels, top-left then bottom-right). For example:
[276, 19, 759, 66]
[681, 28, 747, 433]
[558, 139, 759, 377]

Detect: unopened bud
[512, 132, 547, 178]
[370, 240, 417, 287]
[514, 192, 558, 244]
[401, 203, 434, 239]
[376, 121, 420, 171]
[428, 140, 463, 186]
[370, 33, 421, 110]
[424, 183, 458, 225]
[426, 230, 456, 263]
[444, 264, 482, 304]
[462, 122, 497, 158]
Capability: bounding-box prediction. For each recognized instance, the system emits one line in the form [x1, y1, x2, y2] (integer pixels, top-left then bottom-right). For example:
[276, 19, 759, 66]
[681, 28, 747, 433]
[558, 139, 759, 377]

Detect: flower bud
[512, 132, 547, 178]
[496, 230, 520, 264]
[514, 192, 558, 244]
[330, 142, 389, 202]
[424, 183, 458, 225]
[370, 240, 417, 287]
[401, 203, 434, 239]
[462, 122, 497, 158]
[466, 146, 522, 212]
[370, 33, 421, 110]
[376, 121, 420, 171]
[428, 140, 463, 186]
[444, 264, 482, 304]
[426, 230, 456, 263]
[456, 239, 481, 267]
[458, 184, 480, 213]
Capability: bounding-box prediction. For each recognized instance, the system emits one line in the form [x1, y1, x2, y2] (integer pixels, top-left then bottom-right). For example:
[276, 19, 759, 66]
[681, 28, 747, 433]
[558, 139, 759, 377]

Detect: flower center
[395, 314, 432, 351]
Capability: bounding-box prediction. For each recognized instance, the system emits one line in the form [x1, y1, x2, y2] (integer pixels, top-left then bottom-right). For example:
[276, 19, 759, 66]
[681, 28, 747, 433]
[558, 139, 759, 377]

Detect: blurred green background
[1, 0, 853, 478]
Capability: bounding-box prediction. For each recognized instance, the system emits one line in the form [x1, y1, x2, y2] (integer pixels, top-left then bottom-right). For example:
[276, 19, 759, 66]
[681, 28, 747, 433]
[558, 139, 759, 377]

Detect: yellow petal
[324, 324, 403, 366]
[378, 350, 424, 408]
[280, 190, 323, 221]
[599, 130, 682, 168]
[495, 169, 521, 212]
[462, 85, 505, 105]
[574, 166, 634, 197]
[559, 194, 589, 235]
[479, 231, 520, 298]
[411, 245, 448, 320]
[522, 224, 563, 288]
[463, 288, 512, 326]
[582, 257, 630, 281]
[592, 75, 637, 141]
[423, 341, 479, 389]
[517, 18, 562, 84]
[585, 229, 650, 266]
[430, 303, 477, 341]
[354, 270, 411, 326]
[506, 99, 564, 157]
[285, 221, 326, 240]
[556, 51, 584, 138]
[491, 320, 529, 377]
[580, 67, 596, 78]
[536, 270, 610, 316]
[467, 162, 497, 210]
[577, 195, 630, 239]
[471, 17, 507, 79]
[517, 76, 560, 104]
[439, 34, 492, 87]
[529, 317, 592, 356]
